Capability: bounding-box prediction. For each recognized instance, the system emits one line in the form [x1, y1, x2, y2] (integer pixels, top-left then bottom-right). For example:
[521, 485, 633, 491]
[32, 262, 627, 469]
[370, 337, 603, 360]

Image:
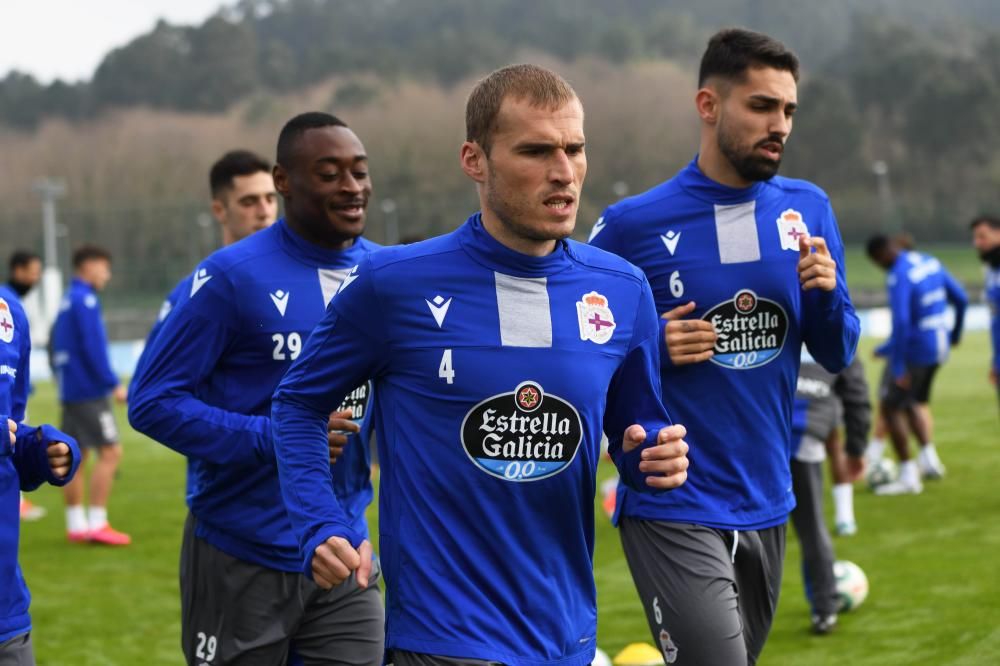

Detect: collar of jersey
[275, 218, 368, 268]
[458, 213, 573, 278]
[71, 277, 94, 294]
[677, 156, 766, 205]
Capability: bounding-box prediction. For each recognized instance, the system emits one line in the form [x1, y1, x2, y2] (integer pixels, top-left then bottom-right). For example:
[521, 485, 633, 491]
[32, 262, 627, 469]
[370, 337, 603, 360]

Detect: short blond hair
[465, 64, 577, 155]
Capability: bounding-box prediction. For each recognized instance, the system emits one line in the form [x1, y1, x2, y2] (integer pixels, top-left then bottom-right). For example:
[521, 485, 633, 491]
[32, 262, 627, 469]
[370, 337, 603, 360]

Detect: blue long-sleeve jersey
[591, 158, 860, 530]
[50, 278, 119, 402]
[874, 251, 968, 379]
[987, 265, 1000, 374]
[128, 220, 379, 572]
[272, 215, 673, 665]
[1, 294, 81, 643]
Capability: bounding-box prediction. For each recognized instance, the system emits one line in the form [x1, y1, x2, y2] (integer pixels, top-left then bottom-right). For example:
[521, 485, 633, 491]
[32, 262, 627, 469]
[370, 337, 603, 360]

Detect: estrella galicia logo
[703, 289, 788, 370]
[460, 381, 583, 482]
[336, 380, 372, 422]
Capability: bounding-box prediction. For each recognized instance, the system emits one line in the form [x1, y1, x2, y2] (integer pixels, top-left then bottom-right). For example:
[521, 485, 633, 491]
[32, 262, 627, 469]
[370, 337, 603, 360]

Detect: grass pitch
[17, 332, 998, 664]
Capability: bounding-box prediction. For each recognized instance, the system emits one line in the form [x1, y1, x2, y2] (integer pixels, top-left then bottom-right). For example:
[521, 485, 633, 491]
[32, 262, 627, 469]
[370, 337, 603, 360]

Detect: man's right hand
[328, 409, 360, 465]
[7, 419, 15, 448]
[312, 537, 373, 590]
[662, 302, 716, 365]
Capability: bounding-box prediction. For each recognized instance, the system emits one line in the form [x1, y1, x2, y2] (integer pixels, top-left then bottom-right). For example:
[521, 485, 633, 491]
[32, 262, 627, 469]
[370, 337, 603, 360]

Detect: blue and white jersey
[50, 278, 119, 402]
[128, 220, 379, 572]
[875, 251, 968, 378]
[0, 295, 80, 643]
[590, 158, 859, 530]
[987, 264, 1000, 374]
[272, 214, 672, 666]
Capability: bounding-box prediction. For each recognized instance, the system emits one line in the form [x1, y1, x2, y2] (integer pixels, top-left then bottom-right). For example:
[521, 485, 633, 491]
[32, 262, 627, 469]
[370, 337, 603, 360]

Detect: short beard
[485, 167, 573, 243]
[980, 245, 1000, 268]
[717, 120, 782, 183]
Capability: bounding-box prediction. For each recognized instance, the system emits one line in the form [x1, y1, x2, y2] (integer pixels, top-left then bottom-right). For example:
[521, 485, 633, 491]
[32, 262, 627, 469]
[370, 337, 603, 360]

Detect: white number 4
[438, 349, 455, 384]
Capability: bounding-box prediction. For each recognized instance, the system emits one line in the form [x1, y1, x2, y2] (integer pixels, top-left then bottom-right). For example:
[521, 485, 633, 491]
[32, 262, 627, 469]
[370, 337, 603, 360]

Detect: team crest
[576, 291, 615, 344]
[659, 629, 679, 664]
[0, 299, 14, 344]
[776, 208, 809, 251]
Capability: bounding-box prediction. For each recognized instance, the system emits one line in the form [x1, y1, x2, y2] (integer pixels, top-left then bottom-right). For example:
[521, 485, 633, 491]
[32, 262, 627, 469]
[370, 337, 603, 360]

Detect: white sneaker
[919, 458, 946, 480]
[835, 521, 858, 536]
[875, 478, 923, 495]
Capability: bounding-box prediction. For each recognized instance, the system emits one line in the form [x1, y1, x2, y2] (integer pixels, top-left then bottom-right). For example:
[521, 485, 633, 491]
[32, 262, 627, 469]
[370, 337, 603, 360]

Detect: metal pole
[32, 177, 67, 339]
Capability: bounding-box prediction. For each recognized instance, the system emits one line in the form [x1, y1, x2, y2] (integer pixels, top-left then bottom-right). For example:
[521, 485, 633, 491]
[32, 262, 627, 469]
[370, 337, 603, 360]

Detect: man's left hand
[798, 236, 837, 292]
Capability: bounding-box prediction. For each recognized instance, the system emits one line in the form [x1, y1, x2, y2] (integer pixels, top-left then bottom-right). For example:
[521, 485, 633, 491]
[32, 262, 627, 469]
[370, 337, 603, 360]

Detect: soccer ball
[592, 647, 612, 666]
[866, 458, 897, 490]
[834, 560, 869, 611]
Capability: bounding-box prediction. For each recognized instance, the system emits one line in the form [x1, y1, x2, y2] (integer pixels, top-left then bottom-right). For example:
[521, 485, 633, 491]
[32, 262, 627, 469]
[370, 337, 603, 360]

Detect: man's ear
[459, 141, 487, 184]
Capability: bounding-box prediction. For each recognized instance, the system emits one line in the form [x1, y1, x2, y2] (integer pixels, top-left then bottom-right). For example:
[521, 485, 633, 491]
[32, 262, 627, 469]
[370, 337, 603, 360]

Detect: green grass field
[17, 332, 998, 665]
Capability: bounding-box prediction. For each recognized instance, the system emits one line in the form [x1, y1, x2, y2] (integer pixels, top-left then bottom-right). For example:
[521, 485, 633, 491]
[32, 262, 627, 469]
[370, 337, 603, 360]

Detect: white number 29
[272, 332, 302, 360]
[438, 349, 455, 384]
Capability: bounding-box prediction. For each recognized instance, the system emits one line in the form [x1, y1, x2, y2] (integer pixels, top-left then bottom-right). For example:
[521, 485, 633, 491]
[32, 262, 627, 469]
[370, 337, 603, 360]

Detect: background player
[50, 245, 129, 545]
[866, 234, 968, 493]
[1, 273, 80, 664]
[970, 215, 1000, 407]
[590, 28, 859, 664]
[271, 63, 690, 666]
[129, 113, 383, 665]
[790, 354, 869, 634]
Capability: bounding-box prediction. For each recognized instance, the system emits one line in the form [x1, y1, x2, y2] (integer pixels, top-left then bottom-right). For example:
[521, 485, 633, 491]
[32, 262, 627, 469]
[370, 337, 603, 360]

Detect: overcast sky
[0, 0, 222, 83]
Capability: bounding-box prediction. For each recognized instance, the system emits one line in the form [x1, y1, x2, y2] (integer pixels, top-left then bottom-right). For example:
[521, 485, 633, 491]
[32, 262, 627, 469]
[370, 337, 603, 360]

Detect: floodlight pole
[32, 177, 67, 335]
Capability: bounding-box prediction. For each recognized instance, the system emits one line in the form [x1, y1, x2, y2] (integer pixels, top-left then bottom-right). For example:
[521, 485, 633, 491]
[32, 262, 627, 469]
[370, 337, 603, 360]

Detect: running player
[1, 279, 80, 664]
[129, 113, 383, 664]
[50, 246, 130, 545]
[866, 234, 968, 493]
[270, 64, 690, 666]
[590, 28, 859, 664]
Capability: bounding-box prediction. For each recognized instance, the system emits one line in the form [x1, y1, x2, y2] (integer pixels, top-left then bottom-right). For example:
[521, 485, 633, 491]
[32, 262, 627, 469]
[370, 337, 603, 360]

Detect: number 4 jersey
[128, 219, 379, 572]
[272, 214, 674, 666]
[590, 158, 860, 530]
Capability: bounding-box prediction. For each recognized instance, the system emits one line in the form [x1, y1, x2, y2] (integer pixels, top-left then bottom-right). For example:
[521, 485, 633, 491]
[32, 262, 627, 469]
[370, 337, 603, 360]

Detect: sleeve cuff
[302, 524, 367, 580]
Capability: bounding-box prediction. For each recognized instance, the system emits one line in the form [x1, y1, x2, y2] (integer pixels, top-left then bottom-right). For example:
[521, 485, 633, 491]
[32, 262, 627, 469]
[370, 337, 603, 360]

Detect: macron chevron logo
[270, 290, 290, 316]
[425, 295, 452, 328]
[661, 230, 681, 255]
[190, 268, 212, 297]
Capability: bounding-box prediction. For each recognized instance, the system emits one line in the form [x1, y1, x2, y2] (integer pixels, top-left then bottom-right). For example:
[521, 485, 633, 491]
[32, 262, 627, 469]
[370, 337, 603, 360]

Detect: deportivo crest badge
[776, 208, 809, 251]
[0, 299, 14, 344]
[577, 291, 615, 344]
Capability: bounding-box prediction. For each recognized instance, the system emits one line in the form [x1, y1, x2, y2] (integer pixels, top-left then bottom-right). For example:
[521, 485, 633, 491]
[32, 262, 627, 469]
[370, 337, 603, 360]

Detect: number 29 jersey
[591, 158, 860, 530]
[272, 214, 673, 666]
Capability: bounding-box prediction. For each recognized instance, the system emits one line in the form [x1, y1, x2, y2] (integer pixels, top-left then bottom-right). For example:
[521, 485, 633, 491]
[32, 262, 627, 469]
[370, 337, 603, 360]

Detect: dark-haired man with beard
[590, 28, 859, 664]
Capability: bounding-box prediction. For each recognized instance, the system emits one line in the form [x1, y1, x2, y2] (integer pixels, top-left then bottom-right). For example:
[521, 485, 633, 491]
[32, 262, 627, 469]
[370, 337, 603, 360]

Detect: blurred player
[790, 354, 870, 633]
[50, 246, 130, 545]
[866, 235, 968, 493]
[0, 250, 47, 521]
[590, 28, 859, 664]
[271, 64, 690, 666]
[970, 215, 1000, 407]
[129, 113, 383, 665]
[1, 269, 81, 664]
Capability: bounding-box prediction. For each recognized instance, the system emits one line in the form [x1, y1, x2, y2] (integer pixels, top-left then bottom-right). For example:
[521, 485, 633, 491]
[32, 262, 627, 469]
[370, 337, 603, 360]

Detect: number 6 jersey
[272, 214, 674, 666]
[590, 158, 860, 531]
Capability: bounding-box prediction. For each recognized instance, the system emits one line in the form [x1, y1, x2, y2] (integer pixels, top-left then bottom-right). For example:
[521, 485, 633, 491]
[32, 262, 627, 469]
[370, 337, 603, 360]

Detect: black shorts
[619, 518, 786, 666]
[179, 514, 384, 666]
[882, 363, 939, 409]
[61, 396, 119, 448]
